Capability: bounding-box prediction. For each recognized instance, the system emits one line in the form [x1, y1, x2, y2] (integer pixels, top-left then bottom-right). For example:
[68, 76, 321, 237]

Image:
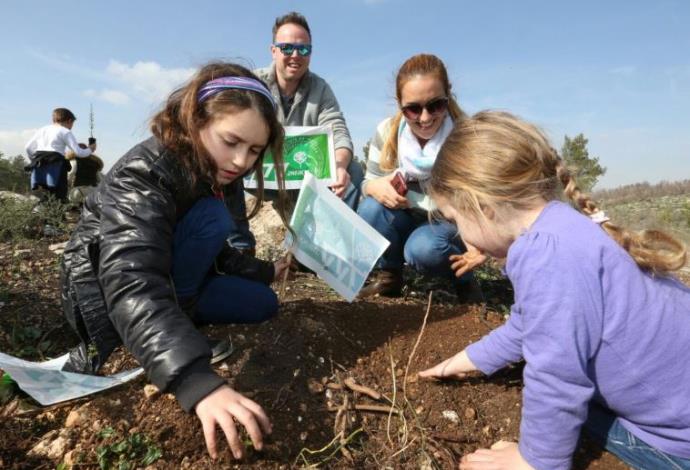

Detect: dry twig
[344, 377, 381, 400]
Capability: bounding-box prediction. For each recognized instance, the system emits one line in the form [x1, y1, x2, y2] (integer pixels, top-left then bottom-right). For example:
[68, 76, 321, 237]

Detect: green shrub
[0, 195, 71, 241]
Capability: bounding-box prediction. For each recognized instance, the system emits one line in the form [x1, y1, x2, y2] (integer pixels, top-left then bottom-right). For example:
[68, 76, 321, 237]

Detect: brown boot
[359, 269, 403, 298]
[455, 277, 485, 304]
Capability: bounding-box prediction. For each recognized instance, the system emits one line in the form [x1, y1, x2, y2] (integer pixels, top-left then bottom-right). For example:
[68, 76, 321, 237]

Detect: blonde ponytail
[557, 162, 686, 274]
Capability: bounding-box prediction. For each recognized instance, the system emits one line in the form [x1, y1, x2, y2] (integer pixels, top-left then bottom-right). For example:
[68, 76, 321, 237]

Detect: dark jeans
[226, 159, 365, 250]
[172, 197, 278, 324]
[584, 404, 690, 470]
[357, 196, 471, 282]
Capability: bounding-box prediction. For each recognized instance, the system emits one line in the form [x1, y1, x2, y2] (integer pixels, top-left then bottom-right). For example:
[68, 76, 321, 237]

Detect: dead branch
[344, 377, 381, 401]
[403, 291, 433, 398]
[329, 403, 401, 415]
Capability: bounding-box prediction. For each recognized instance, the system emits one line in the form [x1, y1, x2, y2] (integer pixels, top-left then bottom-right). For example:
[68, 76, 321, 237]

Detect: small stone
[92, 420, 102, 432]
[482, 425, 491, 435]
[415, 406, 424, 415]
[299, 403, 308, 413]
[65, 409, 85, 428]
[144, 384, 161, 400]
[300, 431, 308, 441]
[442, 410, 459, 423]
[464, 407, 477, 420]
[28, 430, 71, 460]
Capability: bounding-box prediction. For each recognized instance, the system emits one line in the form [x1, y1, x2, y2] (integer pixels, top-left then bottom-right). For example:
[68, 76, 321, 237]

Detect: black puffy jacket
[61, 137, 275, 411]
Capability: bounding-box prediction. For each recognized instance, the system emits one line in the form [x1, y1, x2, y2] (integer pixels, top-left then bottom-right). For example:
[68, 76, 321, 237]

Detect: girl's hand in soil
[365, 174, 409, 209]
[418, 350, 478, 380]
[450, 243, 487, 278]
[195, 385, 272, 460]
[459, 441, 535, 470]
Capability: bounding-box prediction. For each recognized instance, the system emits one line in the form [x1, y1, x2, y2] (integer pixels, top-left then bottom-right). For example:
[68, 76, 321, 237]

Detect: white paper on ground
[0, 352, 143, 406]
[286, 172, 390, 302]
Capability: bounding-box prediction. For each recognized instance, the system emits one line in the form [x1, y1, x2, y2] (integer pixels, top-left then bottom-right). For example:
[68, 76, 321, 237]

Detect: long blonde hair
[380, 54, 466, 171]
[430, 111, 686, 274]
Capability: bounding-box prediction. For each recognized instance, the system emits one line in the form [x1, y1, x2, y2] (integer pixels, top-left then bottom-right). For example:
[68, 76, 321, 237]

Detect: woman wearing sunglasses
[358, 54, 484, 300]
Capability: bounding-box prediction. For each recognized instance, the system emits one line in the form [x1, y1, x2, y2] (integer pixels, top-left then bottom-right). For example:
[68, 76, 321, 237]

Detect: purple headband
[197, 76, 276, 109]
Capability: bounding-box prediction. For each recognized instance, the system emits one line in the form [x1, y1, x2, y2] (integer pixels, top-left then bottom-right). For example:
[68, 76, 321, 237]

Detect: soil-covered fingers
[239, 396, 272, 435]
[418, 357, 464, 380]
[216, 412, 243, 459]
[419, 350, 477, 380]
[199, 414, 220, 459]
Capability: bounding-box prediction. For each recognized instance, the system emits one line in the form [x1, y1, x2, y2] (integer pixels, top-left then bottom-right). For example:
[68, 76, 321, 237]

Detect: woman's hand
[450, 243, 487, 278]
[460, 441, 535, 470]
[418, 349, 478, 381]
[273, 255, 291, 281]
[366, 174, 409, 209]
[195, 385, 272, 460]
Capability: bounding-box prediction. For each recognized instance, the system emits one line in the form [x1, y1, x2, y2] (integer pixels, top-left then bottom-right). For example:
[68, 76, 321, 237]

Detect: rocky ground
[3, 200, 686, 469]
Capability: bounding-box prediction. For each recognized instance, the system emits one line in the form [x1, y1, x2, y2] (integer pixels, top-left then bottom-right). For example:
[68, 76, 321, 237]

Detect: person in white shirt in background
[25, 108, 96, 203]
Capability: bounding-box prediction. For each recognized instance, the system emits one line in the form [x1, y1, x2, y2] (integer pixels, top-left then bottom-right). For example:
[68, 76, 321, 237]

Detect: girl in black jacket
[60, 62, 291, 459]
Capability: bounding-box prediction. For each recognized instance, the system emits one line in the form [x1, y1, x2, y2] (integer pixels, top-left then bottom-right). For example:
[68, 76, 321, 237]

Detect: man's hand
[195, 385, 272, 460]
[450, 243, 487, 278]
[418, 349, 477, 381]
[329, 165, 350, 198]
[460, 441, 535, 470]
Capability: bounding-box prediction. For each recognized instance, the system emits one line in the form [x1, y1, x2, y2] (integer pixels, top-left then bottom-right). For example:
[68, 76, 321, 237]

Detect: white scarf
[397, 114, 453, 181]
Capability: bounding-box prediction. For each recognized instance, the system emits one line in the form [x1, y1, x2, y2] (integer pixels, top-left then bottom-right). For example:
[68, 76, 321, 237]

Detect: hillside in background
[595, 180, 690, 248]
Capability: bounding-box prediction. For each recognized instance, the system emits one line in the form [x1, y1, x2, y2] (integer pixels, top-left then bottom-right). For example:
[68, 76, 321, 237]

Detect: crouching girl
[60, 62, 291, 460]
[420, 111, 690, 469]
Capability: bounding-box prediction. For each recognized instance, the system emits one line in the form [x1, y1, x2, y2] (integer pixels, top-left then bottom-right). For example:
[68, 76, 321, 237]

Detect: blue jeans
[226, 159, 365, 250]
[357, 196, 471, 282]
[584, 404, 690, 470]
[172, 198, 278, 325]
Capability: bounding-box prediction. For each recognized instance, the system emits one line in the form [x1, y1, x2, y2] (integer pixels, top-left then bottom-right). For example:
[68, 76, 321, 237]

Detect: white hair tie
[590, 210, 610, 224]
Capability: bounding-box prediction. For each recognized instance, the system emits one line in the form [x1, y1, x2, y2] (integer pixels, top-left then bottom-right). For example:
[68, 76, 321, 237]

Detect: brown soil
[0, 233, 655, 469]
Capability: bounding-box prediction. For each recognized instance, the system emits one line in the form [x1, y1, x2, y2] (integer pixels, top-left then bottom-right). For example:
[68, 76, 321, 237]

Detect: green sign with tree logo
[244, 126, 336, 190]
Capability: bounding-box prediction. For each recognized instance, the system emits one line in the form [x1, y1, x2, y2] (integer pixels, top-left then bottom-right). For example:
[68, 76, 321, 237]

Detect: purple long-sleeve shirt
[466, 201, 690, 470]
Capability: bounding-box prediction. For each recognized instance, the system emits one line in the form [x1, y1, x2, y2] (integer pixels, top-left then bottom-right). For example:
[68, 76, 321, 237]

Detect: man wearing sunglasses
[227, 11, 361, 255]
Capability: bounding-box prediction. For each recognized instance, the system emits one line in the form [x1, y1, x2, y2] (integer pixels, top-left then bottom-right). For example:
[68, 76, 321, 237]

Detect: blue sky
[1, 0, 688, 189]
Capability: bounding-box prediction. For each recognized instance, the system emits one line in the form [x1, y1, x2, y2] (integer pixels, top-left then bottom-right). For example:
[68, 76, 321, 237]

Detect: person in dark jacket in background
[60, 62, 291, 460]
[67, 145, 104, 206]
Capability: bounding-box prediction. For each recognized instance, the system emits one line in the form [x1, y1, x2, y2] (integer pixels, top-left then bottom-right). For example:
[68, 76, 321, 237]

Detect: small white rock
[442, 410, 460, 423]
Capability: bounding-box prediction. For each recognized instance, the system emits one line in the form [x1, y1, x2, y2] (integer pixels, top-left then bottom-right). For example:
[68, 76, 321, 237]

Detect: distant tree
[362, 141, 371, 161]
[561, 134, 606, 192]
[0, 151, 30, 193]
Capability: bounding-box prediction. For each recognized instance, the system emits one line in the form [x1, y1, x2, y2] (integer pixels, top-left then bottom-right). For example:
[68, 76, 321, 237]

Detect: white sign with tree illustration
[286, 173, 389, 302]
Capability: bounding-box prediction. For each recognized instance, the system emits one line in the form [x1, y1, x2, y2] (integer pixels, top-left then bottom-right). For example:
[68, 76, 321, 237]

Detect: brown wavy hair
[150, 61, 290, 225]
[380, 54, 466, 171]
[430, 110, 686, 274]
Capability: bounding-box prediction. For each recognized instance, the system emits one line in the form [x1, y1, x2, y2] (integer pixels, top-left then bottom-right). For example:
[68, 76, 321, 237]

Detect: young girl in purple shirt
[419, 110, 690, 470]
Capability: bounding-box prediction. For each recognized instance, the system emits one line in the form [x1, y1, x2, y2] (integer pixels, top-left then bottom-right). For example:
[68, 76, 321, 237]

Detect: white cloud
[0, 128, 38, 157]
[105, 60, 195, 102]
[84, 88, 131, 105]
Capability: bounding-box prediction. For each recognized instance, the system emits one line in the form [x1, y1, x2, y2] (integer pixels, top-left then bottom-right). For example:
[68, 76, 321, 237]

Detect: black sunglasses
[401, 97, 449, 120]
[273, 42, 312, 57]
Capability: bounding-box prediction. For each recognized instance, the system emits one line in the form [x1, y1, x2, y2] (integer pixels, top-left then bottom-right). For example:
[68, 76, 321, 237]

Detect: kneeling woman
[358, 54, 481, 300]
[60, 62, 290, 459]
